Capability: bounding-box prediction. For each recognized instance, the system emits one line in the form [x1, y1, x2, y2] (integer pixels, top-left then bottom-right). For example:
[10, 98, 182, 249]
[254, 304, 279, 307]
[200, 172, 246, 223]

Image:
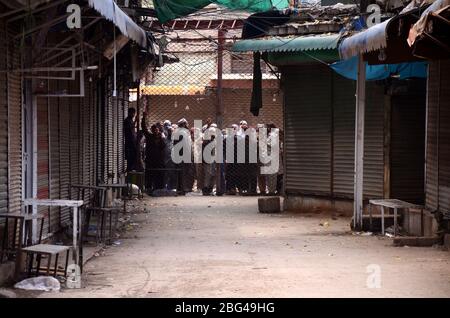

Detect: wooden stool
[21, 244, 71, 278]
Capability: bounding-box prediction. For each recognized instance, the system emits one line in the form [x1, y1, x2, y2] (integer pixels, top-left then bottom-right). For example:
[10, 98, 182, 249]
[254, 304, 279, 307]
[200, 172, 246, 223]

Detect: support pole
[354, 54, 366, 230]
[216, 29, 226, 129]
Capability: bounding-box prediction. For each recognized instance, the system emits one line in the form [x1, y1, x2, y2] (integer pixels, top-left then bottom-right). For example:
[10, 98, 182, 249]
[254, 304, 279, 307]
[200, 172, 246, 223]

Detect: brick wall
[145, 88, 283, 129]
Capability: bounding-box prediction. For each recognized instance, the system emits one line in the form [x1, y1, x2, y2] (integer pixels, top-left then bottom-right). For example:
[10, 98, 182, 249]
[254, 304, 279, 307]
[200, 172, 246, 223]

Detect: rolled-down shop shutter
[363, 82, 385, 199]
[59, 80, 72, 226]
[70, 85, 80, 197]
[37, 96, 50, 236]
[283, 64, 385, 199]
[7, 44, 22, 214]
[283, 64, 332, 196]
[390, 84, 426, 204]
[0, 35, 7, 214]
[49, 80, 61, 233]
[332, 73, 356, 197]
[119, 85, 127, 179]
[426, 62, 439, 211]
[112, 79, 118, 183]
[105, 76, 114, 183]
[437, 60, 450, 218]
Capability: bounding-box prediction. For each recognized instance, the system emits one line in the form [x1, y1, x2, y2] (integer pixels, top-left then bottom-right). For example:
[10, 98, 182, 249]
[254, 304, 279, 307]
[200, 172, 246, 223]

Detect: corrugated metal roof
[339, 19, 391, 59]
[231, 34, 341, 53]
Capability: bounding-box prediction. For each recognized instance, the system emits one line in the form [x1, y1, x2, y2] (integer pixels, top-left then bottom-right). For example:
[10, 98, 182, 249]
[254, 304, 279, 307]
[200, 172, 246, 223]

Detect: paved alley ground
[34, 196, 450, 298]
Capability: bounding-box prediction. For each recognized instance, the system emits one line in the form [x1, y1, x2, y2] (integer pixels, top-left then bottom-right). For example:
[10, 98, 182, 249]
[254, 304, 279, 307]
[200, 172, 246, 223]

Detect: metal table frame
[23, 199, 84, 269]
[368, 199, 424, 236]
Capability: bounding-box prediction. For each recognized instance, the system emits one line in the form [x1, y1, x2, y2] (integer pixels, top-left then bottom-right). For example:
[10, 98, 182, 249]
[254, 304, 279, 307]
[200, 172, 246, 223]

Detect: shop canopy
[88, 0, 148, 48]
[232, 33, 341, 53]
[339, 2, 433, 64]
[331, 56, 428, 81]
[153, 0, 289, 23]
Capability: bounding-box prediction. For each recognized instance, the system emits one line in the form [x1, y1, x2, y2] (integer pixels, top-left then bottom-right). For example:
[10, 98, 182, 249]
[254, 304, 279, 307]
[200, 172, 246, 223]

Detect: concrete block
[258, 197, 281, 213]
[393, 236, 442, 247]
[402, 209, 423, 236]
[423, 211, 439, 237]
[284, 195, 353, 216]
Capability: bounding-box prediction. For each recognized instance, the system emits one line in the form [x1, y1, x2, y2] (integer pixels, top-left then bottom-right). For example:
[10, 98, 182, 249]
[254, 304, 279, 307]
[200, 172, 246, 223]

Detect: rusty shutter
[283, 64, 332, 196]
[437, 60, 450, 217]
[390, 82, 426, 204]
[0, 26, 7, 214]
[363, 82, 385, 199]
[48, 81, 60, 233]
[332, 73, 356, 198]
[7, 43, 22, 214]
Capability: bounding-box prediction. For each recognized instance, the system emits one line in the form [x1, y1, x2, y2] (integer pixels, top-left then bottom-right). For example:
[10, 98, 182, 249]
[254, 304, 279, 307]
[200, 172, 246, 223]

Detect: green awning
[267, 50, 340, 66]
[231, 34, 341, 53]
[154, 0, 289, 24]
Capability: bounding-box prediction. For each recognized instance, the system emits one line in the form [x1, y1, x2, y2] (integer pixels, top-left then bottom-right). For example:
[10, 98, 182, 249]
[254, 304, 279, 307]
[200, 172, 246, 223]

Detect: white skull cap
[240, 120, 247, 125]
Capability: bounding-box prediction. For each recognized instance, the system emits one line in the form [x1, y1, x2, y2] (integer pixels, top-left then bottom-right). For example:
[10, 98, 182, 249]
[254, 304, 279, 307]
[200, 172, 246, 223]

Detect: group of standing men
[124, 107, 284, 196]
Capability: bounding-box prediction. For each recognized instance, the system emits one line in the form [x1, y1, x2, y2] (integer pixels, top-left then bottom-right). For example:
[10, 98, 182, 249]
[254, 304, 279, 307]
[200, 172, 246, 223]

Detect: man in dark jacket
[124, 108, 137, 172]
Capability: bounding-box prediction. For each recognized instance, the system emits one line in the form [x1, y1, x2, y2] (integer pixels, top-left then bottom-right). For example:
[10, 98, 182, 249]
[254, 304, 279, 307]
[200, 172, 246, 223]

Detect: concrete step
[258, 197, 281, 213]
[393, 236, 442, 247]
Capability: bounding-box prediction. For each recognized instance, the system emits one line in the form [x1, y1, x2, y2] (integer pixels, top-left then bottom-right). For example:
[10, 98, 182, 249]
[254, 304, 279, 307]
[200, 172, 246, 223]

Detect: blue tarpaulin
[330, 56, 428, 81]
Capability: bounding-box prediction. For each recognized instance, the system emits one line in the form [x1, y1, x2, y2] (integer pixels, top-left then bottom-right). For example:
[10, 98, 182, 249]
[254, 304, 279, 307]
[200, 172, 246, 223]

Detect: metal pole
[354, 54, 366, 230]
[216, 29, 226, 129]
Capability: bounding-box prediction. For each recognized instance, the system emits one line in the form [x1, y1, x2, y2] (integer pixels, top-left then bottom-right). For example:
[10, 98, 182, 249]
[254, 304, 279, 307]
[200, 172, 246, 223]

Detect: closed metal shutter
[363, 82, 385, 199]
[82, 82, 91, 192]
[438, 60, 450, 216]
[59, 82, 71, 226]
[0, 25, 7, 214]
[37, 97, 50, 235]
[426, 62, 439, 211]
[283, 64, 332, 195]
[119, 86, 127, 178]
[49, 81, 60, 233]
[390, 86, 426, 204]
[332, 73, 356, 197]
[97, 79, 107, 183]
[105, 77, 114, 183]
[112, 81, 118, 182]
[70, 91, 80, 195]
[7, 43, 22, 214]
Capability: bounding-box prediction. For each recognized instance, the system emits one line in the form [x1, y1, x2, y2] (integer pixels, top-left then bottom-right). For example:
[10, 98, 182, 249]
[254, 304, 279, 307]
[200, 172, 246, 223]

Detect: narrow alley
[30, 196, 450, 298]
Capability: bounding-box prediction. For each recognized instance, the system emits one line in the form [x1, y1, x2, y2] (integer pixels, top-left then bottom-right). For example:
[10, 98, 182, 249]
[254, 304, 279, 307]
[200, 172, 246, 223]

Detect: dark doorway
[390, 80, 426, 204]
